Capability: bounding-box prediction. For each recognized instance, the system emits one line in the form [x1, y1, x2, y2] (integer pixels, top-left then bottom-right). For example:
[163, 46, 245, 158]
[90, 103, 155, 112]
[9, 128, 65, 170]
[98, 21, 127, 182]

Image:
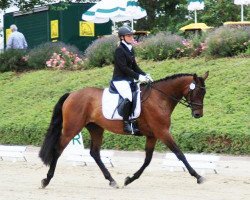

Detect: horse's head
[185, 71, 209, 118]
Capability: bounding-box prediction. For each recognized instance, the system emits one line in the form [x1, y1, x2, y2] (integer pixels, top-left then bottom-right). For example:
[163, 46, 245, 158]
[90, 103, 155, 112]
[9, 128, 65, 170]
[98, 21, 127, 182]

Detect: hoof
[124, 176, 131, 186]
[109, 180, 119, 189]
[40, 178, 49, 189]
[197, 176, 206, 184]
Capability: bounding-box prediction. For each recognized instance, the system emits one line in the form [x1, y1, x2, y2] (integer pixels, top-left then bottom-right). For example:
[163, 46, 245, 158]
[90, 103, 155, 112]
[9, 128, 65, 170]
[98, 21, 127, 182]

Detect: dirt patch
[0, 147, 250, 200]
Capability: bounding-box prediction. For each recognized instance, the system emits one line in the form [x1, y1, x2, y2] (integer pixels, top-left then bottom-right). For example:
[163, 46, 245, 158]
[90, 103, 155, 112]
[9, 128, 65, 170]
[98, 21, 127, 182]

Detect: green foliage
[135, 32, 192, 60]
[189, 33, 207, 49]
[84, 35, 118, 68]
[0, 57, 249, 154]
[201, 0, 241, 27]
[136, 0, 245, 32]
[243, 40, 250, 56]
[137, 0, 188, 32]
[0, 49, 28, 72]
[0, 1, 72, 11]
[204, 27, 250, 57]
[2, 0, 249, 33]
[27, 42, 81, 70]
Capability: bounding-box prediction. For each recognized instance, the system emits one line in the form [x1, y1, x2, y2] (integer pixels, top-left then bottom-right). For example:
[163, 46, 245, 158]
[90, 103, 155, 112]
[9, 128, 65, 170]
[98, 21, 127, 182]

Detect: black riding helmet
[118, 25, 134, 37]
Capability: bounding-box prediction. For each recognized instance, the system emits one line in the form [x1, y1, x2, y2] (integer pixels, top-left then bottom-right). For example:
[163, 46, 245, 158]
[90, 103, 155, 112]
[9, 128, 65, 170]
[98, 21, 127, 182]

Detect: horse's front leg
[86, 123, 118, 188]
[124, 136, 157, 186]
[159, 130, 205, 184]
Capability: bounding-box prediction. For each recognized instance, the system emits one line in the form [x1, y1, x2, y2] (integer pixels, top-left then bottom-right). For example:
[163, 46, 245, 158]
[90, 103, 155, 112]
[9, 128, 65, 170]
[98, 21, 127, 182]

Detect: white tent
[188, 0, 205, 23]
[82, 0, 147, 30]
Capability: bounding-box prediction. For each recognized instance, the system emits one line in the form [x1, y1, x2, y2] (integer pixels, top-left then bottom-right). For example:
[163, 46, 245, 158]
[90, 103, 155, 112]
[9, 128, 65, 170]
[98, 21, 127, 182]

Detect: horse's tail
[39, 93, 70, 166]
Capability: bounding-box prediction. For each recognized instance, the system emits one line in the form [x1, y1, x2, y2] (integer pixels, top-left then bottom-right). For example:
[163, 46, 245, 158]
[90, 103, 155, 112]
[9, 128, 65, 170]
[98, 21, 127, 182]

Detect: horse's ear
[193, 73, 198, 82]
[203, 71, 209, 80]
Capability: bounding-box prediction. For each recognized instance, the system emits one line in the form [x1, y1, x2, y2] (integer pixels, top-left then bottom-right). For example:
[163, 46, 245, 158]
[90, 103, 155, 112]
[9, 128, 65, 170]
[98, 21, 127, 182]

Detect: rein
[141, 82, 204, 110]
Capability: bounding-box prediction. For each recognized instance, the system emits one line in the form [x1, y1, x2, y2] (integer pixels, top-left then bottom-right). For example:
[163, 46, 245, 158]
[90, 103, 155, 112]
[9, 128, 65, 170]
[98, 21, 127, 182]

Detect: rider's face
[124, 34, 134, 44]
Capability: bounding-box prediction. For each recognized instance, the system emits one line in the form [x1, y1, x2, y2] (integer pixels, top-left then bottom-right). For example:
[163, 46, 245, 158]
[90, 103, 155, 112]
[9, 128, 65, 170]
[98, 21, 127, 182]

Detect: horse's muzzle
[193, 113, 202, 118]
[192, 110, 203, 118]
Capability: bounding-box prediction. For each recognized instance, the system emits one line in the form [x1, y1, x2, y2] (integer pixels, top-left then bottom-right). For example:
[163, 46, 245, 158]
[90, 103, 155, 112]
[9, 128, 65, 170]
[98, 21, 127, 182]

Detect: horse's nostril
[194, 113, 201, 118]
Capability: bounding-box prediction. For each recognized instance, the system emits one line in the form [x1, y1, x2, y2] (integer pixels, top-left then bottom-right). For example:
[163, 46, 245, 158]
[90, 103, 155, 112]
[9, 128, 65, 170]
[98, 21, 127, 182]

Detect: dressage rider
[111, 25, 153, 134]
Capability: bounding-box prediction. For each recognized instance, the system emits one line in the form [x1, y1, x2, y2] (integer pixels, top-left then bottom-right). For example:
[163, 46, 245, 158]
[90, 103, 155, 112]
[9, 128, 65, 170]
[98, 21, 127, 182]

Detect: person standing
[6, 24, 28, 50]
[111, 25, 153, 134]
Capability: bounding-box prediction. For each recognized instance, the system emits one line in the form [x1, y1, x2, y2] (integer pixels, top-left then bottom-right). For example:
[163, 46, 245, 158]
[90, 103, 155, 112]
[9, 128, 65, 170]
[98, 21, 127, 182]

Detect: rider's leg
[122, 98, 133, 133]
[113, 81, 134, 134]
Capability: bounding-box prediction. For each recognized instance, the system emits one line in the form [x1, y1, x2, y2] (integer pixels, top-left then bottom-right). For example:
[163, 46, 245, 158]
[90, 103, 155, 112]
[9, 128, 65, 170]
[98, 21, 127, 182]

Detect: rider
[111, 25, 153, 134]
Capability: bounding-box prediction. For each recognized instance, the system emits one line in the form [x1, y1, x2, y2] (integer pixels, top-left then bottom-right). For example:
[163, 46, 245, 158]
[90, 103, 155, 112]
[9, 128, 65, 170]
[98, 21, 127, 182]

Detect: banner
[5, 28, 11, 44]
[79, 21, 95, 37]
[50, 20, 59, 39]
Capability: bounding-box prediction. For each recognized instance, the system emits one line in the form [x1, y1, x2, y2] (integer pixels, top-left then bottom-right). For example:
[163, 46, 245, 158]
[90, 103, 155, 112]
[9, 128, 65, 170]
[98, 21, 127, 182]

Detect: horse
[39, 71, 209, 189]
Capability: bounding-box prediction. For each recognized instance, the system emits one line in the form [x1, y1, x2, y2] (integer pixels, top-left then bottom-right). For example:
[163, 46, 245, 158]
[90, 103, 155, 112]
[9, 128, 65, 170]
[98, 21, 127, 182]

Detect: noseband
[142, 82, 205, 112]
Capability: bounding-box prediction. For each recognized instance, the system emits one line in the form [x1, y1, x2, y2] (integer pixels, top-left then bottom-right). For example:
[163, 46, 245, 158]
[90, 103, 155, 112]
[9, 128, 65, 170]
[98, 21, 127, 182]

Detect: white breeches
[113, 80, 132, 102]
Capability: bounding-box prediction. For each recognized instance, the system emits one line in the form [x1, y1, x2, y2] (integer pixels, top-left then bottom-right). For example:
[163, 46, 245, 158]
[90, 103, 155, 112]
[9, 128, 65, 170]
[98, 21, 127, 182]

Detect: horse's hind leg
[41, 126, 83, 188]
[86, 123, 118, 188]
[160, 131, 205, 184]
[124, 136, 157, 186]
[40, 116, 85, 188]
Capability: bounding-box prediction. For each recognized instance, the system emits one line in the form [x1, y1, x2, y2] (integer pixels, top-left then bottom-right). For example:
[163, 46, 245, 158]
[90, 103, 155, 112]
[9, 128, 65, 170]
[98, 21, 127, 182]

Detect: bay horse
[39, 71, 209, 188]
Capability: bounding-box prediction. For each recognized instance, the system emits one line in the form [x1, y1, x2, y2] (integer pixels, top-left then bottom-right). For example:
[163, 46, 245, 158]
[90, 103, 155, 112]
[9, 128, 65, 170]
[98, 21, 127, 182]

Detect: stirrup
[124, 121, 134, 134]
[130, 120, 140, 134]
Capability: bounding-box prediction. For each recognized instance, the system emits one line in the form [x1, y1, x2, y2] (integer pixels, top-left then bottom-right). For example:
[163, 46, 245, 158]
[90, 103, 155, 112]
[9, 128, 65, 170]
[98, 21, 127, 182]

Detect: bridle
[184, 84, 206, 111]
[141, 82, 205, 111]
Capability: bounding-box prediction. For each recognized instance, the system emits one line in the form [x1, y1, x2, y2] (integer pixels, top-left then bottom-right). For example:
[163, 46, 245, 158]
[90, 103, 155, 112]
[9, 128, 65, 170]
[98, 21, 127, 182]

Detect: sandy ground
[0, 147, 250, 200]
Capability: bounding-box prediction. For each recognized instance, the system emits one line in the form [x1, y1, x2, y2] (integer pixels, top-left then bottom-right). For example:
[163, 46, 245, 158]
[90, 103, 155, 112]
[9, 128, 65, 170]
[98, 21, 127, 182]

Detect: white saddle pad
[102, 88, 141, 120]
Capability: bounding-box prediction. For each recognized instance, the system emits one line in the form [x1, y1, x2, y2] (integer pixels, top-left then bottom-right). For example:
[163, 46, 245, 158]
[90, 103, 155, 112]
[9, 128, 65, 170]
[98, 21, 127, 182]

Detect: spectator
[6, 24, 28, 50]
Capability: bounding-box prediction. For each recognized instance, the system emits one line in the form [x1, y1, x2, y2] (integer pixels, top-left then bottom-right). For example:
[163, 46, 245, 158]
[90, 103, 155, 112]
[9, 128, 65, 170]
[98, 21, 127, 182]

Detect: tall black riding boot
[122, 99, 133, 134]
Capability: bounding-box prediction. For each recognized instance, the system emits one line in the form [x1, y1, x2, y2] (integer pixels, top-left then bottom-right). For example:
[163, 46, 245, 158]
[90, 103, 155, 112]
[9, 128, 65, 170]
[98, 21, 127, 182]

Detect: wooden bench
[0, 145, 27, 161]
[162, 153, 220, 174]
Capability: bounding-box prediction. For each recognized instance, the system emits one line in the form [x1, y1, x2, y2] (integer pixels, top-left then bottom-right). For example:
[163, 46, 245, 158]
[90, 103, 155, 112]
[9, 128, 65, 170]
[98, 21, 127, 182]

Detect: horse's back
[63, 87, 102, 113]
[68, 87, 103, 104]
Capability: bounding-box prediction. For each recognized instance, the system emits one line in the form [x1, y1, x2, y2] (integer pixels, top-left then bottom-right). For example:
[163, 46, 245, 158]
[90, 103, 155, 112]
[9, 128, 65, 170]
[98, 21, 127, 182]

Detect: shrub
[27, 42, 81, 69]
[135, 32, 192, 61]
[204, 26, 250, 57]
[0, 49, 28, 72]
[46, 47, 85, 70]
[84, 35, 118, 68]
[243, 40, 250, 56]
[188, 33, 208, 57]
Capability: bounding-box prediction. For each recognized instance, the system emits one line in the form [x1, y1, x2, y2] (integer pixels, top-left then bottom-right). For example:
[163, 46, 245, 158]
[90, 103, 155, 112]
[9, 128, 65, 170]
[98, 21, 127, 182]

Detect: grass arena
[1, 147, 250, 200]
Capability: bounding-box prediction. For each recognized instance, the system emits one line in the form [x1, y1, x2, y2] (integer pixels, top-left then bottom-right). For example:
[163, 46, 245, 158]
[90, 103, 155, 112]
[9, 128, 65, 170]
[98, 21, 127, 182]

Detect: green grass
[0, 57, 249, 154]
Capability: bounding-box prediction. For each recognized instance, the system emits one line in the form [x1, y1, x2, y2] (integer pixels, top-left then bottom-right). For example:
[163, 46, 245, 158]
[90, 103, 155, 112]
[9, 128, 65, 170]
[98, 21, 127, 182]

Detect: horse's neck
[155, 76, 193, 104]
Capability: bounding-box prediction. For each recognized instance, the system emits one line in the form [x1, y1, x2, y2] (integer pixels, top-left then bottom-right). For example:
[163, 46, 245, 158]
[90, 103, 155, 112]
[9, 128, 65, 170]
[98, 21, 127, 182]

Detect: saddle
[102, 82, 141, 120]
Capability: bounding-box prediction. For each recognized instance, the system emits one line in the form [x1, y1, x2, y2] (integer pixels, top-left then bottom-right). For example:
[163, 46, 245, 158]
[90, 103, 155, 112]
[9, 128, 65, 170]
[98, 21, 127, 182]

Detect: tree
[200, 0, 243, 27]
[136, 0, 188, 32]
[0, 0, 50, 10]
[1, 0, 249, 31]
[0, 1, 98, 10]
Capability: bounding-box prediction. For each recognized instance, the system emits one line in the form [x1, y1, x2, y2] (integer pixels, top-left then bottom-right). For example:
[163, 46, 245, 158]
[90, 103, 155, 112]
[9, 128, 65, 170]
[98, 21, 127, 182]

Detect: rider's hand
[146, 74, 153, 82]
[138, 75, 148, 83]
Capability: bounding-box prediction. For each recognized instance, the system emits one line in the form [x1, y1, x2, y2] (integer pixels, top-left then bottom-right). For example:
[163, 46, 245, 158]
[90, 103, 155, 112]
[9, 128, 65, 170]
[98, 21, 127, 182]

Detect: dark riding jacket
[112, 42, 146, 82]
